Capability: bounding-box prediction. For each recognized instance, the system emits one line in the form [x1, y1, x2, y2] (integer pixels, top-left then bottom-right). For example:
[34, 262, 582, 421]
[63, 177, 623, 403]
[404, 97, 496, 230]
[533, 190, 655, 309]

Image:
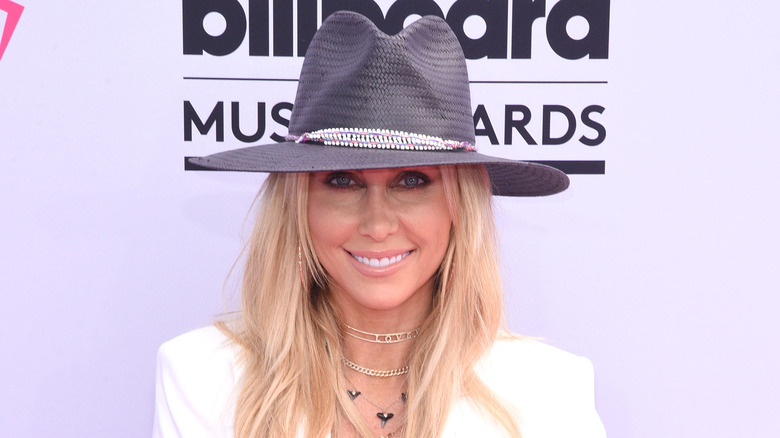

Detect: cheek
[307, 200, 328, 241]
[307, 190, 356, 261]
[431, 216, 453, 254]
[407, 194, 452, 255]
[308, 200, 337, 251]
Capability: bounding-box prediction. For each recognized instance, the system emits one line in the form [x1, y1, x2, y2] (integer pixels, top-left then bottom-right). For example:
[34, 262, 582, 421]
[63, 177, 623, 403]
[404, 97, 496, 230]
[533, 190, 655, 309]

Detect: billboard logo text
[183, 0, 610, 60]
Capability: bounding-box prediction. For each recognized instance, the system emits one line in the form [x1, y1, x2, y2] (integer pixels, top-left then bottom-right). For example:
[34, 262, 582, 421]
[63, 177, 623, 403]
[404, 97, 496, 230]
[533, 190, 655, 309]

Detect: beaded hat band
[286, 128, 476, 152]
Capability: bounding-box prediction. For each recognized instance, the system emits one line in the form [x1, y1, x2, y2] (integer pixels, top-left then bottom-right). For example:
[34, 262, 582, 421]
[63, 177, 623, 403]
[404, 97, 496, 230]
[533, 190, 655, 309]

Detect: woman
[154, 11, 606, 438]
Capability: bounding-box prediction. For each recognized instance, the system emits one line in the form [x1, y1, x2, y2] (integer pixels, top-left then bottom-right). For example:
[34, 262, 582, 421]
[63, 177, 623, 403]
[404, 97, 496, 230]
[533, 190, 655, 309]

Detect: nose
[357, 186, 398, 241]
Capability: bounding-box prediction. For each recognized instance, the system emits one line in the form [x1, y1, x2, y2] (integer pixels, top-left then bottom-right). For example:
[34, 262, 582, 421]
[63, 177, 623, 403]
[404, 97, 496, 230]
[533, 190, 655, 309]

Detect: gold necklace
[342, 356, 409, 377]
[344, 324, 420, 344]
[380, 423, 405, 438]
[345, 375, 407, 430]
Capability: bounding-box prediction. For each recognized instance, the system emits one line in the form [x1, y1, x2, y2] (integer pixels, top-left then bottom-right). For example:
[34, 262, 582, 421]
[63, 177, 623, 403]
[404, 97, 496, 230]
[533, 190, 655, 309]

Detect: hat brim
[187, 142, 569, 197]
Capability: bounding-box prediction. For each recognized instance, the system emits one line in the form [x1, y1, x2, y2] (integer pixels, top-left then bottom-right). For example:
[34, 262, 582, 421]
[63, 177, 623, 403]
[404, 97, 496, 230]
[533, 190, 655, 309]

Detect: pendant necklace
[345, 376, 407, 429]
[379, 424, 405, 438]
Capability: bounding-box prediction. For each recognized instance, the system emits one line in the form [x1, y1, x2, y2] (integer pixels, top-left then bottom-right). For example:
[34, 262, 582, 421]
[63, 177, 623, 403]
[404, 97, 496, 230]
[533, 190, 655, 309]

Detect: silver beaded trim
[286, 128, 476, 152]
[342, 357, 410, 377]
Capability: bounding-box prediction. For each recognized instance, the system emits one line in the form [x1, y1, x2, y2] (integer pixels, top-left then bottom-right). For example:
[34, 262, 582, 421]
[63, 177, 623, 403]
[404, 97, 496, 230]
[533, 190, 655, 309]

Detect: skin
[308, 166, 452, 436]
[308, 166, 452, 330]
[308, 167, 452, 436]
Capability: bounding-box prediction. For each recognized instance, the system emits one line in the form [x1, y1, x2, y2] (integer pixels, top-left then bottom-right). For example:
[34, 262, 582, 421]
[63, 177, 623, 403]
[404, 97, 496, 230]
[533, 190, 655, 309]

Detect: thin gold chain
[342, 357, 409, 377]
[344, 324, 420, 344]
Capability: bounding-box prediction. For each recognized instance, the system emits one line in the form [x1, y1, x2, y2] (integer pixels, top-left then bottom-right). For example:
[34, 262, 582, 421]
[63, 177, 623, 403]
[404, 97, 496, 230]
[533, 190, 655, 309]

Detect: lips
[349, 251, 412, 268]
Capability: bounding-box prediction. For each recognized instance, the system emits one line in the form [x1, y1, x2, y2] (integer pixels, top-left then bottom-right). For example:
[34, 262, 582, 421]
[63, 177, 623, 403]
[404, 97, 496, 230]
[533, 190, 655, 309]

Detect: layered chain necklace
[341, 324, 419, 437]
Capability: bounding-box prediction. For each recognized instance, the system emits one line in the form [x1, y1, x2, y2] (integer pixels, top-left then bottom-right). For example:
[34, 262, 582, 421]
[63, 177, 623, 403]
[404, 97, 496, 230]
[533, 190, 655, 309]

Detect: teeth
[353, 251, 411, 268]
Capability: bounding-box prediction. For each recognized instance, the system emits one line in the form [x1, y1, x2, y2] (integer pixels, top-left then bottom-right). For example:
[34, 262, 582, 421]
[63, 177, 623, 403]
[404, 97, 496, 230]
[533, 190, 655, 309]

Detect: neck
[330, 280, 434, 371]
[340, 317, 422, 371]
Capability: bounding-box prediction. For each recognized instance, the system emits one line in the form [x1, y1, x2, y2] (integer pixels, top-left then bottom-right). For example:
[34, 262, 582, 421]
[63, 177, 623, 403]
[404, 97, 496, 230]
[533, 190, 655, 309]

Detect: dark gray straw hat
[189, 11, 569, 197]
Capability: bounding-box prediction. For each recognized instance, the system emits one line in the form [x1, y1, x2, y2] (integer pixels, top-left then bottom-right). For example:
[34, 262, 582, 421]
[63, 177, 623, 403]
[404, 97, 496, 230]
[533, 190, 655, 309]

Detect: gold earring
[446, 259, 455, 290]
[298, 244, 306, 288]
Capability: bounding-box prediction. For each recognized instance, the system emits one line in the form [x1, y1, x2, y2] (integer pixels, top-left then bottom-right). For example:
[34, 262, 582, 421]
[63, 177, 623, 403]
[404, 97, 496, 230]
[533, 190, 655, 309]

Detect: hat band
[286, 128, 476, 152]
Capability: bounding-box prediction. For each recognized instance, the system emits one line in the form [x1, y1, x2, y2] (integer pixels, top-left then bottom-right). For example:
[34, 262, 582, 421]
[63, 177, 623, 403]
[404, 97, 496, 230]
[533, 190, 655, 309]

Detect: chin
[334, 276, 434, 315]
[347, 285, 416, 312]
[356, 294, 410, 312]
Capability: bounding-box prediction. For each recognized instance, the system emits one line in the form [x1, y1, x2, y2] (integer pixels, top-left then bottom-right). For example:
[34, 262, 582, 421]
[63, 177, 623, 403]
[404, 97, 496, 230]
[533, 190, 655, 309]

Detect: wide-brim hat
[188, 11, 569, 197]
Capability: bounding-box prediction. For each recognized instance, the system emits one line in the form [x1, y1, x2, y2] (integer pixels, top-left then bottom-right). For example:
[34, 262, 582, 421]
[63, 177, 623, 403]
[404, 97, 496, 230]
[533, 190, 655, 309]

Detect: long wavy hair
[222, 164, 520, 437]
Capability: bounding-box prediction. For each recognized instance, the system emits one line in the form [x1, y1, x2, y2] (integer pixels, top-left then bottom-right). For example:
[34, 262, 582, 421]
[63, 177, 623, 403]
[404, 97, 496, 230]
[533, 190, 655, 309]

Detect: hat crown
[289, 12, 475, 144]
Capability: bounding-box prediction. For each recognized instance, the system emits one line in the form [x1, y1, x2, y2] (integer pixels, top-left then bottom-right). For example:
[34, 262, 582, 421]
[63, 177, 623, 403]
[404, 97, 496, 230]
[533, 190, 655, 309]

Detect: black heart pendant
[347, 390, 361, 400]
[377, 412, 394, 428]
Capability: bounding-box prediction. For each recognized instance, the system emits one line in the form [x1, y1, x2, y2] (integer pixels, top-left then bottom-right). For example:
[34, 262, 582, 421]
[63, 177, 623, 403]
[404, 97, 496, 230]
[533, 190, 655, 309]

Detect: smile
[350, 251, 412, 268]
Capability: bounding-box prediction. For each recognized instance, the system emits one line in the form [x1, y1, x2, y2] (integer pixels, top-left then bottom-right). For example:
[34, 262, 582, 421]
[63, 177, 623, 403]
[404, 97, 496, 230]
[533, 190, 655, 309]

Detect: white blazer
[153, 326, 606, 438]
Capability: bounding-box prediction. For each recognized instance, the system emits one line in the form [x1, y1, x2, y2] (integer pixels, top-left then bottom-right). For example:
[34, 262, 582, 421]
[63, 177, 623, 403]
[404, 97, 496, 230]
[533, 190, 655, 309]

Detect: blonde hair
[223, 165, 520, 437]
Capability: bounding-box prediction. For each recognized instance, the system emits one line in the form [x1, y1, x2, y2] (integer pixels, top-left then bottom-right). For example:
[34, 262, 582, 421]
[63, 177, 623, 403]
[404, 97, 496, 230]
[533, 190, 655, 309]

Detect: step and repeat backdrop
[1, 1, 778, 437]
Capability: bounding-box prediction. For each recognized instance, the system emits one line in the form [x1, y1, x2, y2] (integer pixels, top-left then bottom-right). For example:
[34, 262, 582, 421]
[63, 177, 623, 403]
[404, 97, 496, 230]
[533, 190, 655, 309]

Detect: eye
[397, 172, 429, 188]
[326, 173, 358, 187]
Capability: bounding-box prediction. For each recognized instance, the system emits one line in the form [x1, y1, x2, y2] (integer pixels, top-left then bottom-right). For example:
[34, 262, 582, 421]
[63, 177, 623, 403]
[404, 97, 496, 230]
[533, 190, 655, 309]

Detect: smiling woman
[153, 11, 605, 438]
[308, 167, 451, 316]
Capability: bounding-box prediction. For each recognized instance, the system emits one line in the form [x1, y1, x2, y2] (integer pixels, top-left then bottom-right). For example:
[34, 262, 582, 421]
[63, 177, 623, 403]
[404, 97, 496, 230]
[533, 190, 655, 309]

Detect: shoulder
[479, 335, 595, 386]
[473, 336, 607, 438]
[153, 326, 242, 438]
[156, 326, 241, 397]
[157, 325, 238, 366]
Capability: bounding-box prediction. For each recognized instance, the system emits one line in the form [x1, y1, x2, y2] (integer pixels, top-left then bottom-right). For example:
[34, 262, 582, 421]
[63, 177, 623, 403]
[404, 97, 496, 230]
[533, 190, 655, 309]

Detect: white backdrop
[1, 1, 779, 437]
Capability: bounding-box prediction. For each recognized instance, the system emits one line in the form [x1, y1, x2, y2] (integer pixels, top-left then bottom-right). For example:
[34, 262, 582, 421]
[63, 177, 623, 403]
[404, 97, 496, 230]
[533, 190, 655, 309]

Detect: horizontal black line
[184, 157, 605, 175]
[183, 76, 607, 85]
[185, 157, 214, 171]
[470, 80, 607, 85]
[530, 160, 605, 174]
[183, 76, 299, 82]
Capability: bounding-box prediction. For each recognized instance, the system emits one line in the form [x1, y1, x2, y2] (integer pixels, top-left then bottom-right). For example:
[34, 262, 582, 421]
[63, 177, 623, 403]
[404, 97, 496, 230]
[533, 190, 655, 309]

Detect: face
[307, 167, 452, 319]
